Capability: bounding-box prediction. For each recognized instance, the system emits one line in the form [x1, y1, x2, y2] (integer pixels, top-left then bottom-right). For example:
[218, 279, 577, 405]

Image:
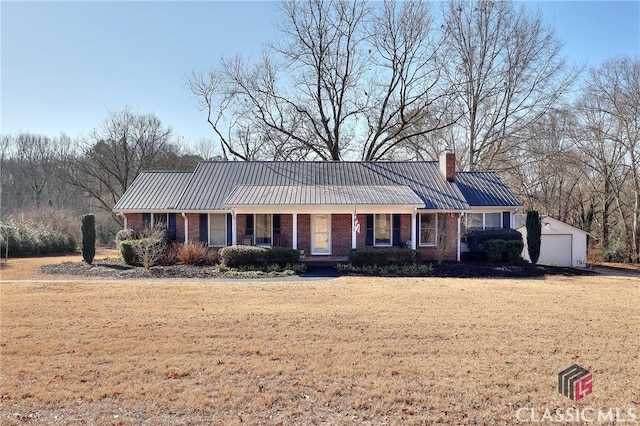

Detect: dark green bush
[347, 248, 420, 267]
[267, 246, 301, 266]
[485, 239, 506, 263]
[483, 239, 523, 263]
[118, 240, 139, 265]
[505, 240, 524, 263]
[219, 245, 302, 268]
[219, 246, 270, 268]
[465, 229, 522, 254]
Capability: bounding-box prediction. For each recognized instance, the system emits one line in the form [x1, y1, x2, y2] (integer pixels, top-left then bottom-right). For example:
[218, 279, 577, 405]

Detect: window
[153, 213, 167, 228]
[255, 214, 272, 245]
[466, 212, 502, 230]
[209, 214, 227, 246]
[467, 213, 483, 230]
[485, 212, 501, 230]
[420, 213, 437, 246]
[374, 213, 391, 246]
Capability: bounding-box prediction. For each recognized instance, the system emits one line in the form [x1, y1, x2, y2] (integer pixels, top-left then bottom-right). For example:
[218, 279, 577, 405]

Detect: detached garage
[517, 215, 589, 268]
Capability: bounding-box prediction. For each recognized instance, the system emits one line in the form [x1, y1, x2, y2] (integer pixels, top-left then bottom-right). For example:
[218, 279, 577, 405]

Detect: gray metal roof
[113, 162, 522, 212]
[113, 171, 193, 211]
[175, 161, 470, 211]
[455, 172, 522, 207]
[222, 185, 424, 206]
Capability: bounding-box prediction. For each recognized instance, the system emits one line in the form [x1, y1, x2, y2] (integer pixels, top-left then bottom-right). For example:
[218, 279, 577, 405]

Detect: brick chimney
[439, 150, 456, 182]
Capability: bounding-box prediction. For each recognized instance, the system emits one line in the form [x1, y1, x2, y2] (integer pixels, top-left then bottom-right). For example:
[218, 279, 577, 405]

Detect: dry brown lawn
[0, 257, 638, 425]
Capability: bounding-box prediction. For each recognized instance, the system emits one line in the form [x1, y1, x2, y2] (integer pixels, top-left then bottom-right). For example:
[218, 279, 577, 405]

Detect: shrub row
[0, 210, 78, 256]
[219, 245, 300, 268]
[465, 229, 523, 262]
[347, 248, 420, 267]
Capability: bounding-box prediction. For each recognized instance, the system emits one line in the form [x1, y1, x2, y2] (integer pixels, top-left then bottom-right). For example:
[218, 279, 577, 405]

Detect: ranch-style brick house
[113, 152, 522, 262]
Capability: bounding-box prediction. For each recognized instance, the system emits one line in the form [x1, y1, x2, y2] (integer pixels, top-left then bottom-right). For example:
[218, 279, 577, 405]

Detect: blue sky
[1, 1, 639, 147]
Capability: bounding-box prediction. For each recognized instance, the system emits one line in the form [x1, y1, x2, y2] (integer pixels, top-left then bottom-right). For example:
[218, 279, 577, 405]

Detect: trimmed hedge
[347, 248, 420, 267]
[485, 239, 524, 264]
[219, 245, 301, 268]
[465, 229, 522, 254]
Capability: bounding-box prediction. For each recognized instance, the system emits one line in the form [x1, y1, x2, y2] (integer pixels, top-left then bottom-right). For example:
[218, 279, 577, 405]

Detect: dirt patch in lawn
[1, 276, 638, 425]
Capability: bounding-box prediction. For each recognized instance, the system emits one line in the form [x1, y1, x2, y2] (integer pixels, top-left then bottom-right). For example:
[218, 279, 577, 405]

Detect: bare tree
[578, 57, 640, 260]
[60, 107, 176, 223]
[188, 0, 456, 161]
[441, 0, 580, 171]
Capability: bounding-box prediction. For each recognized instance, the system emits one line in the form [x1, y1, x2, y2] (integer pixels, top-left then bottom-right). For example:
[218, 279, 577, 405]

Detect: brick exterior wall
[125, 213, 144, 232]
[297, 214, 311, 255]
[185, 213, 200, 244]
[122, 211, 460, 261]
[279, 214, 293, 247]
[331, 214, 352, 256]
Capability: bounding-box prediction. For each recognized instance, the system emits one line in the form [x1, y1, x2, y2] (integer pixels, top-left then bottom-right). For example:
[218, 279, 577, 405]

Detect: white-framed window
[255, 213, 272, 246]
[374, 213, 392, 246]
[209, 213, 227, 247]
[419, 213, 437, 246]
[466, 212, 502, 230]
[485, 212, 502, 230]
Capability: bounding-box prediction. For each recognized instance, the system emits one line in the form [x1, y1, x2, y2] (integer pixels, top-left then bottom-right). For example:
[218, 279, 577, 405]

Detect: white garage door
[539, 234, 572, 267]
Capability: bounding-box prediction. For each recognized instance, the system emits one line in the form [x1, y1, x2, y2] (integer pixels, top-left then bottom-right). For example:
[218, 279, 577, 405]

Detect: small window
[255, 214, 272, 245]
[209, 214, 226, 246]
[420, 214, 437, 246]
[374, 213, 391, 246]
[485, 212, 501, 230]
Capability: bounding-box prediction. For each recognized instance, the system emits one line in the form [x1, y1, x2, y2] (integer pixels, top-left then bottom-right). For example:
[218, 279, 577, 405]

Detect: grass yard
[1, 275, 638, 425]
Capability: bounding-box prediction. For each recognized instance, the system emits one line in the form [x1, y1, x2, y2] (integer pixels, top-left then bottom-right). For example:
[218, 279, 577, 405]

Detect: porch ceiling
[222, 185, 425, 207]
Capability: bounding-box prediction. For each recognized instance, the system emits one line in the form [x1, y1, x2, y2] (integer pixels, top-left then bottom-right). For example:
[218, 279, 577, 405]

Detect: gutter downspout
[181, 212, 188, 244]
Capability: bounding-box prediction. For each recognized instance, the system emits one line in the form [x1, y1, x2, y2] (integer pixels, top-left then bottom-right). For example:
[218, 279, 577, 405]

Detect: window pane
[467, 213, 483, 230]
[485, 213, 501, 229]
[420, 214, 437, 246]
[255, 214, 272, 245]
[209, 214, 226, 246]
[375, 213, 391, 245]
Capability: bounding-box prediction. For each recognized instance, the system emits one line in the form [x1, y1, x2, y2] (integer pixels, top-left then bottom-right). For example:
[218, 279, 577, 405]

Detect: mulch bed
[40, 260, 293, 279]
[430, 261, 597, 278]
[40, 259, 597, 279]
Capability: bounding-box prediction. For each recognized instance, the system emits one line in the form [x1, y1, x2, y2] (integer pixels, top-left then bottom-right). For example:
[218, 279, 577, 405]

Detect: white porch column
[181, 213, 189, 244]
[411, 210, 417, 250]
[351, 211, 357, 249]
[292, 213, 298, 250]
[231, 210, 237, 245]
[121, 213, 128, 230]
[457, 214, 461, 261]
